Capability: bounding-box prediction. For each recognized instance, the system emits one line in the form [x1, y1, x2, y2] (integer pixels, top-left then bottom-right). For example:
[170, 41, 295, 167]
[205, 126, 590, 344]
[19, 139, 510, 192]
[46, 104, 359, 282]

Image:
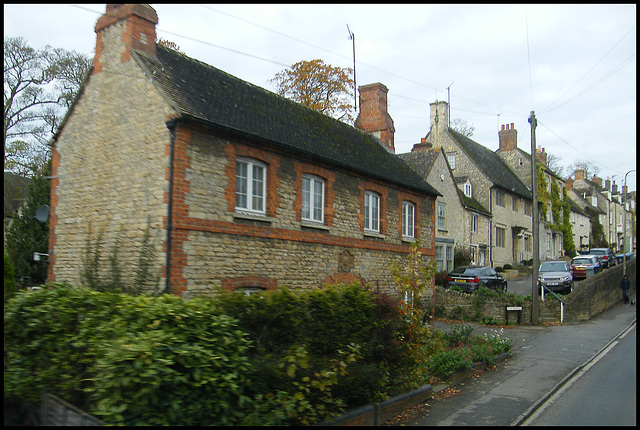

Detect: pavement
[405, 291, 637, 426]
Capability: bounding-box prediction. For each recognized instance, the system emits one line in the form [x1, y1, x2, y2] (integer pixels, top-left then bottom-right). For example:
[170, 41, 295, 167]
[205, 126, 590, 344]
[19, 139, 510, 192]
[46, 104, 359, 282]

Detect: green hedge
[4, 284, 254, 425]
[4, 282, 426, 426]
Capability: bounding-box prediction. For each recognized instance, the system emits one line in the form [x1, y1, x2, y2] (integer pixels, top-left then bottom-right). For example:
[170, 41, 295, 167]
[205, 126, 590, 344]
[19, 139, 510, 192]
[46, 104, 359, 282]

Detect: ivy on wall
[536, 164, 576, 257]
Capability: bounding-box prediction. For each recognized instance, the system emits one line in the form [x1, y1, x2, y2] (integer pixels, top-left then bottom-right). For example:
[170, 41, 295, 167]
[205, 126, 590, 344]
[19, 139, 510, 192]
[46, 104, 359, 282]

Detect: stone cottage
[399, 141, 492, 269]
[423, 101, 533, 267]
[47, 4, 440, 298]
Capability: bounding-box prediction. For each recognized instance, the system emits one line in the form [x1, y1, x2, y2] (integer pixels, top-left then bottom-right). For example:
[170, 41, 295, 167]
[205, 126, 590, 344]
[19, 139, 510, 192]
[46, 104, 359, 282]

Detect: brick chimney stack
[591, 175, 602, 189]
[535, 147, 547, 166]
[354, 83, 396, 152]
[575, 169, 585, 181]
[498, 123, 517, 152]
[612, 180, 618, 195]
[94, 4, 158, 74]
[605, 177, 611, 192]
[565, 177, 574, 191]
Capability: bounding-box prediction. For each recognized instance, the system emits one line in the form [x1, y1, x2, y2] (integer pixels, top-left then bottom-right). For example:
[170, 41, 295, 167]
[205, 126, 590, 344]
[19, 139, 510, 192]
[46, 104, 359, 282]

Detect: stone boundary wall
[431, 260, 636, 325]
[433, 286, 532, 324]
[563, 260, 636, 322]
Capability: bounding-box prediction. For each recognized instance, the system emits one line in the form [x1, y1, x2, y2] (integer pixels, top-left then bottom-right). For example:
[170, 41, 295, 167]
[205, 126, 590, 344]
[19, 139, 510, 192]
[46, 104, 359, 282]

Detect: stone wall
[431, 260, 636, 325]
[175, 129, 436, 297]
[49, 24, 172, 287]
[563, 261, 636, 322]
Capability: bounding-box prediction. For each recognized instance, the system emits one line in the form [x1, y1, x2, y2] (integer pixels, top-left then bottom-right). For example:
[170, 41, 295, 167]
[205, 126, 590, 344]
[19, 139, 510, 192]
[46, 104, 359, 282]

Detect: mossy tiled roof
[132, 45, 439, 197]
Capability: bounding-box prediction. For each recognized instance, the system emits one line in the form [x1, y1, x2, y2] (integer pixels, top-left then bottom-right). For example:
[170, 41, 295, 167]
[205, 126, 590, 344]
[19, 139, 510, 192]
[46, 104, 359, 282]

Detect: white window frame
[464, 183, 472, 198]
[437, 202, 446, 230]
[402, 201, 415, 238]
[302, 174, 325, 223]
[447, 153, 456, 169]
[236, 158, 266, 215]
[471, 213, 478, 233]
[364, 191, 380, 232]
[435, 244, 444, 271]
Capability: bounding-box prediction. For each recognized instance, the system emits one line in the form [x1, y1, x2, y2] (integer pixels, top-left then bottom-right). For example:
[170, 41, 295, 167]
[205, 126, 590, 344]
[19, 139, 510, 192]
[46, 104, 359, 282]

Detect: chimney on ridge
[429, 101, 449, 141]
[565, 177, 574, 191]
[605, 177, 611, 192]
[535, 146, 547, 166]
[591, 175, 603, 189]
[354, 83, 396, 152]
[498, 123, 517, 152]
[575, 169, 585, 181]
[94, 4, 158, 74]
[411, 137, 433, 152]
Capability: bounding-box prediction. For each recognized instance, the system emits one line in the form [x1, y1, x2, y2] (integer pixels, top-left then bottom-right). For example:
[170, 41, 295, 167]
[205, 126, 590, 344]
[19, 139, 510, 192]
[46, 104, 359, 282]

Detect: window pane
[436, 245, 443, 272]
[371, 194, 379, 231]
[302, 177, 310, 219]
[236, 162, 248, 208]
[252, 164, 264, 211]
[313, 180, 323, 221]
[364, 194, 370, 230]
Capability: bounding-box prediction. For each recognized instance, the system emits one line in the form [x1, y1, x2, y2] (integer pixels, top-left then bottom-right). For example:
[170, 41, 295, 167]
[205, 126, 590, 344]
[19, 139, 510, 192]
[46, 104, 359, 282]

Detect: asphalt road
[521, 324, 636, 426]
[408, 300, 636, 426]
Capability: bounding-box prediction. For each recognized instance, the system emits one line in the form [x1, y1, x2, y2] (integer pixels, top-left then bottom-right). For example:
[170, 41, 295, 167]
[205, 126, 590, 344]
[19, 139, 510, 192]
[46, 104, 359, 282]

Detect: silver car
[538, 260, 573, 294]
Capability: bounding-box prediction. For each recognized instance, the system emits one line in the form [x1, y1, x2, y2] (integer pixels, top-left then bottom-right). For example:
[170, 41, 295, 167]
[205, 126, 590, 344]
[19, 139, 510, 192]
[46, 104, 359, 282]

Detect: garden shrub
[4, 284, 255, 426]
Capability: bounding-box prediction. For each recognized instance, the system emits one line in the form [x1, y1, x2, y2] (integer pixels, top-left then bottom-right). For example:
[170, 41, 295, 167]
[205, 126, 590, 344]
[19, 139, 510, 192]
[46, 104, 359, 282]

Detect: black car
[445, 266, 507, 293]
[588, 248, 617, 268]
[538, 260, 573, 294]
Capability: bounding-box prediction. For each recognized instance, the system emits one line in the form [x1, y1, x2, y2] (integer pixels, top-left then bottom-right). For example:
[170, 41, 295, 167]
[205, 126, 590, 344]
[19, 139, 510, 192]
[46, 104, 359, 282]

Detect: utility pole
[347, 24, 357, 112]
[529, 111, 540, 325]
[623, 169, 636, 277]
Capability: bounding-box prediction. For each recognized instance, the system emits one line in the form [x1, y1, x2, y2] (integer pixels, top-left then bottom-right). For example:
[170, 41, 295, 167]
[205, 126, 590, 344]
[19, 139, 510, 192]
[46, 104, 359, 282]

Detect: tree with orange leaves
[270, 59, 355, 124]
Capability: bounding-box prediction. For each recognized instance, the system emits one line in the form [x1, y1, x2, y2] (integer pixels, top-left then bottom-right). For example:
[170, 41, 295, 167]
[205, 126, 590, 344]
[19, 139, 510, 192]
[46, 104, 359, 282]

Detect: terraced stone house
[420, 101, 534, 267]
[47, 4, 440, 298]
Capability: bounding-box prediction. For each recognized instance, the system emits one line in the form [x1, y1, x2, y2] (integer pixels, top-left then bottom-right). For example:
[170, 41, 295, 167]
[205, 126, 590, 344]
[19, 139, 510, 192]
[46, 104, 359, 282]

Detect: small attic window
[447, 153, 456, 169]
[519, 157, 523, 166]
[464, 183, 472, 198]
[140, 32, 147, 44]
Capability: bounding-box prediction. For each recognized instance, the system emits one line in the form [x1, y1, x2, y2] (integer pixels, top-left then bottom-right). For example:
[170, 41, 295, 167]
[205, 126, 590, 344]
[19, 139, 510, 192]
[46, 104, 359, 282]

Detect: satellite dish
[34, 205, 49, 223]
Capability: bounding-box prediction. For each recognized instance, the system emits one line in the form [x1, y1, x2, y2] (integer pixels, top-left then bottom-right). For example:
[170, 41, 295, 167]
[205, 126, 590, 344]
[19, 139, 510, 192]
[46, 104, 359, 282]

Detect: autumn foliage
[270, 59, 356, 123]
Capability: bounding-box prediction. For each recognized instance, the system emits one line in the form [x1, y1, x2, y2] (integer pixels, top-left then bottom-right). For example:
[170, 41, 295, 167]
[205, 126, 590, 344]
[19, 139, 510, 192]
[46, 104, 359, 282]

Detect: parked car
[538, 260, 573, 294]
[588, 248, 616, 268]
[570, 255, 601, 280]
[445, 266, 507, 293]
[615, 252, 636, 265]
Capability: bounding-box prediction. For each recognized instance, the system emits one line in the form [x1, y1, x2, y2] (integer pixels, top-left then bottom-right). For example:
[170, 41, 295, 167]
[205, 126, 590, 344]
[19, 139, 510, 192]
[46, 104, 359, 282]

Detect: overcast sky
[4, 4, 636, 191]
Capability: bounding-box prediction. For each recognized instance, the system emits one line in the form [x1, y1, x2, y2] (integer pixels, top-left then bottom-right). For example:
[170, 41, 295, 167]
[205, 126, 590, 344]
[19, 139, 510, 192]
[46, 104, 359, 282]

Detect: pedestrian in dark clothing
[620, 274, 631, 304]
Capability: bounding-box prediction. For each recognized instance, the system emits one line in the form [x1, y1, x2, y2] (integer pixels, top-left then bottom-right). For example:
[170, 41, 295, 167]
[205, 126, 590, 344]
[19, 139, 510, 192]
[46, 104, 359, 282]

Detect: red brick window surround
[397, 192, 421, 240]
[221, 275, 278, 293]
[224, 143, 280, 218]
[293, 162, 335, 226]
[359, 181, 388, 235]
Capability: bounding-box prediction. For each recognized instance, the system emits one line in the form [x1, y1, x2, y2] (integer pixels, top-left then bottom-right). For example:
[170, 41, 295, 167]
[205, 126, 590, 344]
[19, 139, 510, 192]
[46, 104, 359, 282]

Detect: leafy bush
[503, 263, 513, 270]
[4, 284, 255, 425]
[211, 283, 422, 415]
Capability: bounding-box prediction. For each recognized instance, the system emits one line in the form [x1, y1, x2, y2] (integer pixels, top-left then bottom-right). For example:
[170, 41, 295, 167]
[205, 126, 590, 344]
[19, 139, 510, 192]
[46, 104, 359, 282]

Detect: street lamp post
[623, 169, 636, 277]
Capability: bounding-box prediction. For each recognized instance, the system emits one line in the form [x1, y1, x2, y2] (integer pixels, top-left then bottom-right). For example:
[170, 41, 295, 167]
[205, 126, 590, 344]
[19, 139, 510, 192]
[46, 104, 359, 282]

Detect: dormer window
[464, 183, 472, 198]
